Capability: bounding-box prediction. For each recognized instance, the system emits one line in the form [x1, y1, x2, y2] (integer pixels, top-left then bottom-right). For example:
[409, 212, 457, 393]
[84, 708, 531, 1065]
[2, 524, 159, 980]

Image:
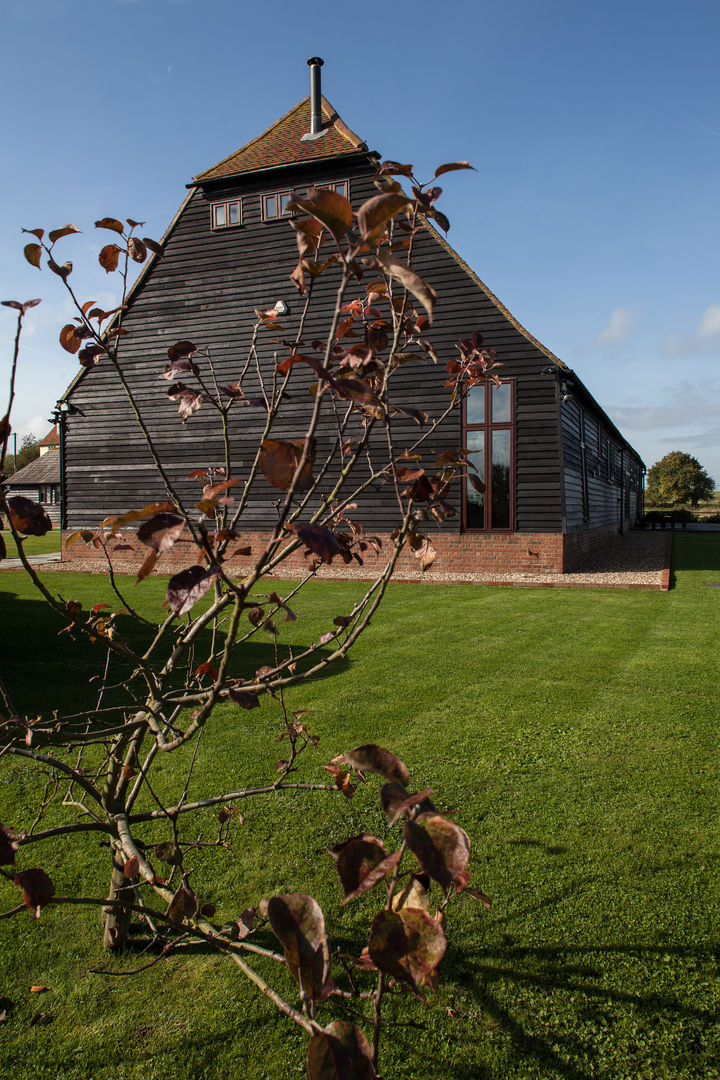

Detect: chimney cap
[307, 56, 324, 67]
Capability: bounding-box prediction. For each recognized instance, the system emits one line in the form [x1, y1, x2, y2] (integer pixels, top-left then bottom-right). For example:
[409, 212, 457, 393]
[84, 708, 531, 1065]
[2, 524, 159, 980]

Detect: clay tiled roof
[193, 96, 368, 183]
[39, 425, 59, 448]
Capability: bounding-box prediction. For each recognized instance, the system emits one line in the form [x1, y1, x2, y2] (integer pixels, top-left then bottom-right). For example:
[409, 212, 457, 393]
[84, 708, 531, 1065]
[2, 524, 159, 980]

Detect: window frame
[211, 200, 242, 230]
[261, 190, 294, 221]
[462, 379, 515, 532]
[314, 180, 350, 200]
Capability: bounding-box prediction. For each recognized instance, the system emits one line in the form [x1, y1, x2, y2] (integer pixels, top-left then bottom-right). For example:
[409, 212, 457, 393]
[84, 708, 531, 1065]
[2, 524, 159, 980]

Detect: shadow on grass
[671, 532, 720, 572]
[0, 587, 347, 718]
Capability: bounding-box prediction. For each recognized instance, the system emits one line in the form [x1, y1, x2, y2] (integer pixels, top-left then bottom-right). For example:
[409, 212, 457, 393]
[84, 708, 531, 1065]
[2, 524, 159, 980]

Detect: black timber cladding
[63, 147, 638, 537]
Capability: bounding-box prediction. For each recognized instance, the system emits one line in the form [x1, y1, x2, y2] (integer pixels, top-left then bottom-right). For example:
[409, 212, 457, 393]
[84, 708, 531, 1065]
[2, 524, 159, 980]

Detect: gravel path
[2, 529, 673, 590]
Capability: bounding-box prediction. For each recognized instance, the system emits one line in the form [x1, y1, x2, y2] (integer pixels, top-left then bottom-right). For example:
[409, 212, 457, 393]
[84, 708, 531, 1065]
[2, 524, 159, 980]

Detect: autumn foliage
[0, 162, 495, 1076]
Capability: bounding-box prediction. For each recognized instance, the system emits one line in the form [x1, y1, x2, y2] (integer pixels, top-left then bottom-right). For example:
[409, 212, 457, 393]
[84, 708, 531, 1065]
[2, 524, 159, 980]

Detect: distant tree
[6, 433, 40, 476]
[645, 451, 715, 508]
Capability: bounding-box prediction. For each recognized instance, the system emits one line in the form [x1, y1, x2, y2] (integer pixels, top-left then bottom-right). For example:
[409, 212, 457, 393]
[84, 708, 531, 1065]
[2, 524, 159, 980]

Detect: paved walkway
[0, 551, 62, 570]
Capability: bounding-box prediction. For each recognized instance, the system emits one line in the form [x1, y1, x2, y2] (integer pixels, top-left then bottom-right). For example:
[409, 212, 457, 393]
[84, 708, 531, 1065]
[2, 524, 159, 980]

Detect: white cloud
[663, 302, 720, 355]
[593, 307, 635, 346]
[697, 303, 720, 339]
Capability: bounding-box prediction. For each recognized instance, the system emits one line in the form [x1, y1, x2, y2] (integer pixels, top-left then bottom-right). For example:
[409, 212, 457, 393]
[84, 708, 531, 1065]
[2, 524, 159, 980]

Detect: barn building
[6, 428, 61, 527]
[58, 60, 644, 575]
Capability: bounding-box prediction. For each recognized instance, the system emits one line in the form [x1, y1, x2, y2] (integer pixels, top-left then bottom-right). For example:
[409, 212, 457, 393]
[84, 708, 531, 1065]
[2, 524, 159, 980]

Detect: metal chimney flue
[302, 57, 327, 142]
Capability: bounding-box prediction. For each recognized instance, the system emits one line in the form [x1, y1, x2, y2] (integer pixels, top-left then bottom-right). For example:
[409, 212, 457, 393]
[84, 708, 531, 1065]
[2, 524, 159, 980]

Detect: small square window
[315, 180, 349, 199]
[212, 200, 242, 229]
[263, 191, 293, 221]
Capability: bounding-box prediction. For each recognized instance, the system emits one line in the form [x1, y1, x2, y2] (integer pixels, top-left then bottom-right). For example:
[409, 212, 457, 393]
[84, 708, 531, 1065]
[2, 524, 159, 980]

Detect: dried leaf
[13, 869, 55, 919]
[307, 1021, 376, 1080]
[59, 324, 82, 354]
[48, 224, 80, 243]
[95, 217, 124, 234]
[127, 237, 147, 263]
[102, 501, 176, 536]
[166, 565, 220, 617]
[98, 244, 121, 273]
[23, 244, 42, 269]
[123, 856, 140, 879]
[376, 251, 436, 322]
[166, 885, 199, 923]
[259, 438, 315, 491]
[0, 823, 20, 866]
[332, 745, 409, 785]
[228, 688, 260, 710]
[265, 893, 330, 1000]
[328, 835, 403, 905]
[368, 907, 446, 995]
[357, 192, 410, 244]
[380, 783, 435, 827]
[7, 497, 52, 537]
[137, 512, 185, 554]
[403, 813, 470, 889]
[287, 188, 352, 245]
[433, 161, 475, 178]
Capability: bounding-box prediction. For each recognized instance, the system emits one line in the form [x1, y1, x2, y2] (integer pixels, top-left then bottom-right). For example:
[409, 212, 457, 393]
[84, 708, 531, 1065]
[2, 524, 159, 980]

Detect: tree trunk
[102, 847, 133, 950]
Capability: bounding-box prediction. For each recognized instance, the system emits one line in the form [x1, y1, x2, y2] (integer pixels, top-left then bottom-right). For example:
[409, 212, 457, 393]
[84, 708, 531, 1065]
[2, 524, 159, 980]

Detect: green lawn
[1, 528, 61, 558]
[1, 533, 719, 1080]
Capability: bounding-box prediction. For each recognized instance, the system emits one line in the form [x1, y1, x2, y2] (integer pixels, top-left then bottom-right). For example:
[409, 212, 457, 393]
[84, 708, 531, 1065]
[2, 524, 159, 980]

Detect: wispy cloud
[593, 307, 635, 346]
[663, 302, 720, 356]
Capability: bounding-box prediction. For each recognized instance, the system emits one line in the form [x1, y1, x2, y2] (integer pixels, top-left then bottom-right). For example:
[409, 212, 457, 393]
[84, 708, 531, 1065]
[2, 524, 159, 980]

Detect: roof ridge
[193, 95, 367, 184]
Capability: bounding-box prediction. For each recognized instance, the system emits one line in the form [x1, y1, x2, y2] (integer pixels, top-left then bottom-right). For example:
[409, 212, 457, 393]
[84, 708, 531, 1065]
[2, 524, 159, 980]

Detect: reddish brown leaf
[287, 188, 352, 245]
[265, 893, 329, 1000]
[292, 524, 351, 565]
[357, 192, 410, 244]
[332, 745, 409, 785]
[127, 237, 147, 263]
[47, 258, 72, 279]
[102, 501, 176, 536]
[137, 512, 185, 554]
[195, 660, 220, 681]
[98, 244, 121, 273]
[167, 382, 203, 422]
[23, 244, 42, 269]
[328, 835, 403, 905]
[433, 161, 475, 178]
[380, 783, 435, 827]
[403, 813, 470, 890]
[408, 532, 436, 571]
[13, 869, 55, 919]
[228, 688, 260, 710]
[376, 252, 436, 322]
[95, 217, 124, 234]
[123, 856, 140, 879]
[166, 885, 199, 923]
[307, 1021, 376, 1080]
[166, 565, 220, 617]
[142, 237, 163, 257]
[49, 224, 80, 243]
[259, 438, 315, 491]
[0, 823, 20, 866]
[368, 907, 446, 995]
[7, 497, 52, 537]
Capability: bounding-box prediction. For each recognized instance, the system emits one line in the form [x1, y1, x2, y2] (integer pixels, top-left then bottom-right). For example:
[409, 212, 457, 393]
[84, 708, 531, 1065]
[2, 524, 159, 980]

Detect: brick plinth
[562, 521, 632, 571]
[62, 527, 574, 578]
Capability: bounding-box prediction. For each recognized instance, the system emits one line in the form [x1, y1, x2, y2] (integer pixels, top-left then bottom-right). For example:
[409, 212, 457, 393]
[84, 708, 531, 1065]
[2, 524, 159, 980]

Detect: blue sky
[1, 0, 719, 484]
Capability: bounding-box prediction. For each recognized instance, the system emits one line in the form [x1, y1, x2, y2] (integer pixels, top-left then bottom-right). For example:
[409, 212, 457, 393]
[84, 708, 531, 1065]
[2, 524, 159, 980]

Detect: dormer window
[212, 200, 241, 228]
[263, 191, 293, 220]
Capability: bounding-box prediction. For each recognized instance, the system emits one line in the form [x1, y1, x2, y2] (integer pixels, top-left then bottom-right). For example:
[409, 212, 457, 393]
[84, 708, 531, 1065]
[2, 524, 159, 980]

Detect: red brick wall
[62, 527, 572, 578]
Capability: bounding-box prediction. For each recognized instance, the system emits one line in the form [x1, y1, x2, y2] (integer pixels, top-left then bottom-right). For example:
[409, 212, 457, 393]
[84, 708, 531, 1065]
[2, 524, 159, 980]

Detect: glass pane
[491, 382, 511, 422]
[279, 193, 291, 215]
[491, 429, 511, 529]
[228, 201, 240, 224]
[264, 195, 276, 219]
[465, 385, 485, 426]
[213, 204, 225, 227]
[335, 182, 348, 198]
[466, 438, 485, 529]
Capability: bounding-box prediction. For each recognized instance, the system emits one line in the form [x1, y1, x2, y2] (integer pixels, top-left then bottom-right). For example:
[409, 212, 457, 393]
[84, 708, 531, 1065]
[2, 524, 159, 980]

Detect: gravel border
[2, 529, 673, 590]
